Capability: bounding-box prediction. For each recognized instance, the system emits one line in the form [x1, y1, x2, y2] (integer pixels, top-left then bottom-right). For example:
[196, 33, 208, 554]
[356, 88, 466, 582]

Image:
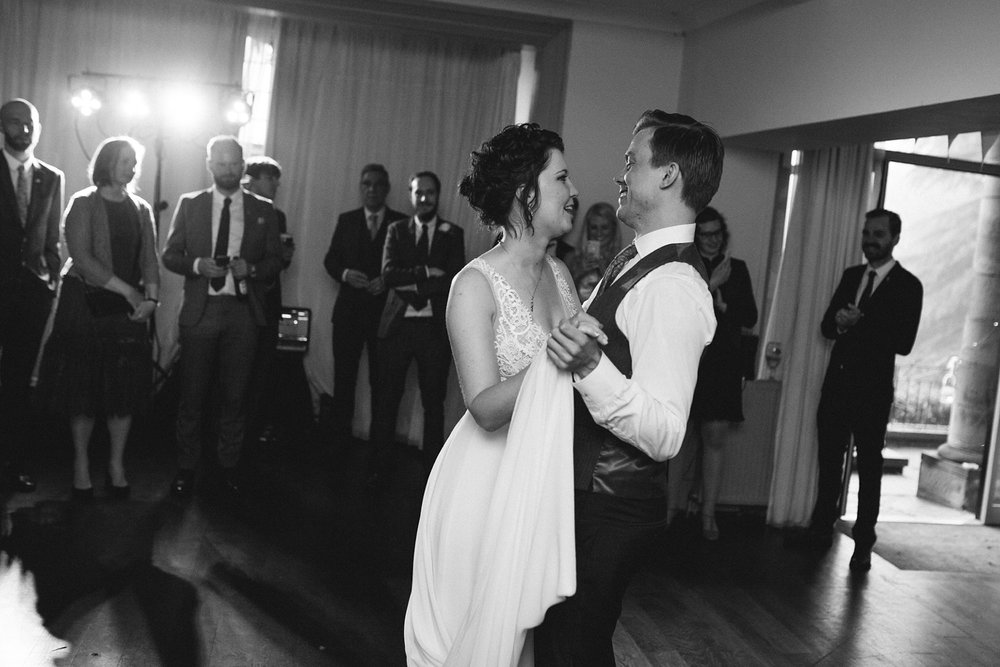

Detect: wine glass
[764, 341, 782, 380]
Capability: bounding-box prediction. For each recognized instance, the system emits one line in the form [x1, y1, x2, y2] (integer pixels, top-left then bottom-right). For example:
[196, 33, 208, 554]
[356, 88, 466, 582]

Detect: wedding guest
[37, 136, 158, 501]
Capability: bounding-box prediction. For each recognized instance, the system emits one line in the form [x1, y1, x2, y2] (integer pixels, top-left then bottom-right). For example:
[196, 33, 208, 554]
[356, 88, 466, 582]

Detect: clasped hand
[546, 312, 607, 378]
[835, 304, 862, 330]
[124, 288, 155, 323]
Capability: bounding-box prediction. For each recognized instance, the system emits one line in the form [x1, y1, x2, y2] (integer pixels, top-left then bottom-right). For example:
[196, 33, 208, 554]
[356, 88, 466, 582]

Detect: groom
[539, 110, 723, 665]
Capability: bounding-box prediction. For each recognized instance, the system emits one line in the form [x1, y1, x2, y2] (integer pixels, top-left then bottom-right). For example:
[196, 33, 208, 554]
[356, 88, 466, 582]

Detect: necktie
[857, 269, 876, 311]
[369, 213, 379, 239]
[415, 222, 429, 263]
[412, 222, 430, 309]
[211, 197, 231, 291]
[597, 243, 638, 296]
[16, 165, 29, 227]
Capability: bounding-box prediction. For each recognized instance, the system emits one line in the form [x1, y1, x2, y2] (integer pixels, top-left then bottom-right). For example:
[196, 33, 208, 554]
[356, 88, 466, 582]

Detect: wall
[680, 0, 1000, 138]
[560, 19, 779, 332]
[707, 146, 781, 332]
[559, 20, 684, 244]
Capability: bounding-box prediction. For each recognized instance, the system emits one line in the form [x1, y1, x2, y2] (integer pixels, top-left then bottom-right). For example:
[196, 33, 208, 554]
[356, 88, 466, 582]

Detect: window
[240, 17, 280, 157]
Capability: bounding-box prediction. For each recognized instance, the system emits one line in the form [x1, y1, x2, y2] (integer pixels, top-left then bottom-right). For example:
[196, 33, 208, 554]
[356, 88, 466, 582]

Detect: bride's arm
[447, 267, 528, 432]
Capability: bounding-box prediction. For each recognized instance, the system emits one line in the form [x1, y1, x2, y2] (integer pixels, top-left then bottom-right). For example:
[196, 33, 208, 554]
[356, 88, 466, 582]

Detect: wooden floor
[2, 419, 998, 666]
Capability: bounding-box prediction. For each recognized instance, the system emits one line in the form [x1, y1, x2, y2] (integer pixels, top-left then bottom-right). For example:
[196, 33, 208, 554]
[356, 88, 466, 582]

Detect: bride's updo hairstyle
[459, 123, 564, 238]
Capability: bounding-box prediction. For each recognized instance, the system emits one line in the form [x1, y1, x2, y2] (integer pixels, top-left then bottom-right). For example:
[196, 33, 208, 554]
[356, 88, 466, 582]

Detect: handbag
[82, 283, 133, 318]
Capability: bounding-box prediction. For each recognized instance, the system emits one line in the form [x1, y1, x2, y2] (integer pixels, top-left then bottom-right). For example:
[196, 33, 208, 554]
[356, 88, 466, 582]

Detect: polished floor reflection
[2, 421, 998, 666]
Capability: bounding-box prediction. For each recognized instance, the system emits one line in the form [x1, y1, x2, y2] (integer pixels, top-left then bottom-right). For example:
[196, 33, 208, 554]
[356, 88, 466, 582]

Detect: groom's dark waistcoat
[573, 242, 707, 499]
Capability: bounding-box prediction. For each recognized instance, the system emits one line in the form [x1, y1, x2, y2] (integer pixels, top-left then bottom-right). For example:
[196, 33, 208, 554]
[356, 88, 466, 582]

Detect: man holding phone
[162, 136, 283, 498]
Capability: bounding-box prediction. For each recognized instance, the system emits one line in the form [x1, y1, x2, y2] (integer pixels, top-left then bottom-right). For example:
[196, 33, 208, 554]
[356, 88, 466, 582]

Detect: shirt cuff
[573, 353, 621, 401]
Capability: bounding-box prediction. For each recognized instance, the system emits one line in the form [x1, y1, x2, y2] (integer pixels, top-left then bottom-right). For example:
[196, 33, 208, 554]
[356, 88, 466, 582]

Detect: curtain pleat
[268, 18, 520, 439]
[764, 145, 873, 526]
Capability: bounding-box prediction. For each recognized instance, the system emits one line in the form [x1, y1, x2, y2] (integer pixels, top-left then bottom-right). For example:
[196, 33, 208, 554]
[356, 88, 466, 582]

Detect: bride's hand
[573, 312, 608, 346]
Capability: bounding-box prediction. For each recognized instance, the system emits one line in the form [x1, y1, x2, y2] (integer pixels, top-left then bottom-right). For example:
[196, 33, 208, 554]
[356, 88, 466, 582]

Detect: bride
[404, 124, 604, 666]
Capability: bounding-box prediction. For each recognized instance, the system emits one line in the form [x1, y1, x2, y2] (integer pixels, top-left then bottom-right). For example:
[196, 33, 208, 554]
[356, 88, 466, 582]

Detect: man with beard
[804, 208, 922, 572]
[324, 164, 407, 441]
[0, 98, 64, 494]
[162, 136, 282, 498]
[369, 171, 464, 477]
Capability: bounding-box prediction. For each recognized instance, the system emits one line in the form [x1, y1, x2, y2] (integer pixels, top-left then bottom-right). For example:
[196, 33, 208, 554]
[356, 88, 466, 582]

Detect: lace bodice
[470, 255, 578, 379]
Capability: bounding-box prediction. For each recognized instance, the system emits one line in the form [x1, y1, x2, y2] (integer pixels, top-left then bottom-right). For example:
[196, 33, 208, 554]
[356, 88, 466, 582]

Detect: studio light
[70, 88, 102, 116]
[160, 82, 211, 132]
[224, 90, 254, 126]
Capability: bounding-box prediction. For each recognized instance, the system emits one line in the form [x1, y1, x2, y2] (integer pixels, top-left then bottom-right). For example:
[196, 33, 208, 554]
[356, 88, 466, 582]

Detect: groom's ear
[659, 162, 680, 190]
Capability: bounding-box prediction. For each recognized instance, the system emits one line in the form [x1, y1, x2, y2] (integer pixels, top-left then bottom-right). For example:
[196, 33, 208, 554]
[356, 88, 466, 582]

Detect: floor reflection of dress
[404, 255, 578, 666]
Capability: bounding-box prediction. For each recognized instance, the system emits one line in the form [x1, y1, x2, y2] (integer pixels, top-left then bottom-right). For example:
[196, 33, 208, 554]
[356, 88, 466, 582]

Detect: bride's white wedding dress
[404, 255, 578, 667]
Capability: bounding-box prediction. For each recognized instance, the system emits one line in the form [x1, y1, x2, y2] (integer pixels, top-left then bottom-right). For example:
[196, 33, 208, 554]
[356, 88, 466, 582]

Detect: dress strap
[546, 254, 579, 317]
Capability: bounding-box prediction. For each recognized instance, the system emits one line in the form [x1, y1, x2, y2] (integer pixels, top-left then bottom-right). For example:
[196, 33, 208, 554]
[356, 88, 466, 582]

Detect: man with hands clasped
[324, 163, 407, 441]
[804, 208, 922, 574]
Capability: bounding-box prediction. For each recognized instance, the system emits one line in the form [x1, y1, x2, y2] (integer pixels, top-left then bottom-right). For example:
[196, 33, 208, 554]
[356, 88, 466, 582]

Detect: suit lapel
[195, 190, 215, 257]
[29, 164, 51, 218]
[0, 160, 15, 206]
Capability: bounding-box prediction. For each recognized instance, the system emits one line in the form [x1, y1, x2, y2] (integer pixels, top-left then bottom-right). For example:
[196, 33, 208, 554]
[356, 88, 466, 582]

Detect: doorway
[848, 135, 1000, 526]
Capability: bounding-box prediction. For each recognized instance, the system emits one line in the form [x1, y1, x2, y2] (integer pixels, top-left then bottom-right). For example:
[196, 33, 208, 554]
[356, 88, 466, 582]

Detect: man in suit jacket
[324, 164, 407, 441]
[369, 171, 465, 473]
[162, 136, 282, 498]
[0, 98, 64, 494]
[807, 208, 922, 572]
[541, 111, 720, 664]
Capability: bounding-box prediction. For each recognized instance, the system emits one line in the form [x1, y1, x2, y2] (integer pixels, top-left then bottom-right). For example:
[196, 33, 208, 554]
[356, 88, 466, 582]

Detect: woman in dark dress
[40, 137, 159, 500]
[683, 207, 758, 539]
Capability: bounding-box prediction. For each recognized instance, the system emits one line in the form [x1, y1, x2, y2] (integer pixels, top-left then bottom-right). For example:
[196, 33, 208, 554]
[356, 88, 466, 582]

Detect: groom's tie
[597, 243, 637, 297]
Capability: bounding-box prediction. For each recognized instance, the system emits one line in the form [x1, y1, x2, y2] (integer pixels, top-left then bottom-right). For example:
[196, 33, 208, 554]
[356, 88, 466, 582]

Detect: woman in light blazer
[38, 136, 159, 501]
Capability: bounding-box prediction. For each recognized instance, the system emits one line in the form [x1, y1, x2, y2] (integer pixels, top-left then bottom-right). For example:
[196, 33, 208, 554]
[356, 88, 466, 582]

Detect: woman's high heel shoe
[106, 473, 131, 500]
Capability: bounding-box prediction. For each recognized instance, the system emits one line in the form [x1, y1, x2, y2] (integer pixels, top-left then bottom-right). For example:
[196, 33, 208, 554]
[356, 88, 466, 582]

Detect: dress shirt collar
[633, 223, 695, 259]
[364, 206, 386, 223]
[866, 258, 896, 280]
[413, 214, 437, 230]
[3, 147, 35, 172]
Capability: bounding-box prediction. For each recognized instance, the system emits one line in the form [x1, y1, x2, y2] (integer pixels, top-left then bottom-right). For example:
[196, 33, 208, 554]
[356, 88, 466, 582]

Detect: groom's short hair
[633, 110, 724, 212]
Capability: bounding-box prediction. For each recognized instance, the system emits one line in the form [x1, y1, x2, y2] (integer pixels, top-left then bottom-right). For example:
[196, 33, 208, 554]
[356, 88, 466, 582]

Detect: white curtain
[267, 18, 519, 440]
[764, 145, 873, 527]
[0, 0, 249, 369]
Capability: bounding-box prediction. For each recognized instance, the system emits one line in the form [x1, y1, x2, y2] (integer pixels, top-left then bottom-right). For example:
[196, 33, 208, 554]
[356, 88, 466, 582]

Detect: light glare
[121, 89, 150, 118]
[71, 88, 102, 116]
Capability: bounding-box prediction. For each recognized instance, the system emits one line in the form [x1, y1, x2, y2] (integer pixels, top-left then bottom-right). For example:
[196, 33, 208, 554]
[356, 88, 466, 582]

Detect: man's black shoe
[849, 542, 873, 573]
[170, 470, 196, 498]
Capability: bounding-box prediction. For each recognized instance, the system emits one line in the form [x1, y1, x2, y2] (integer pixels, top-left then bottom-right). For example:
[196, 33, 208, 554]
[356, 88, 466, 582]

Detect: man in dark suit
[0, 98, 63, 494]
[162, 136, 282, 497]
[323, 164, 406, 440]
[369, 171, 465, 471]
[808, 208, 923, 572]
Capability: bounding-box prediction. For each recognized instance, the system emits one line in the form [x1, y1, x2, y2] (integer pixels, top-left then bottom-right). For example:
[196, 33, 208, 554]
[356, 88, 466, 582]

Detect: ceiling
[428, 0, 801, 33]
[241, 0, 802, 37]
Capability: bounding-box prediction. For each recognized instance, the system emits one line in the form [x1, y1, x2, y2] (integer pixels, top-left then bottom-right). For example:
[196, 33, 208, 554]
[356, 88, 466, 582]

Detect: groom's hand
[547, 316, 602, 378]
